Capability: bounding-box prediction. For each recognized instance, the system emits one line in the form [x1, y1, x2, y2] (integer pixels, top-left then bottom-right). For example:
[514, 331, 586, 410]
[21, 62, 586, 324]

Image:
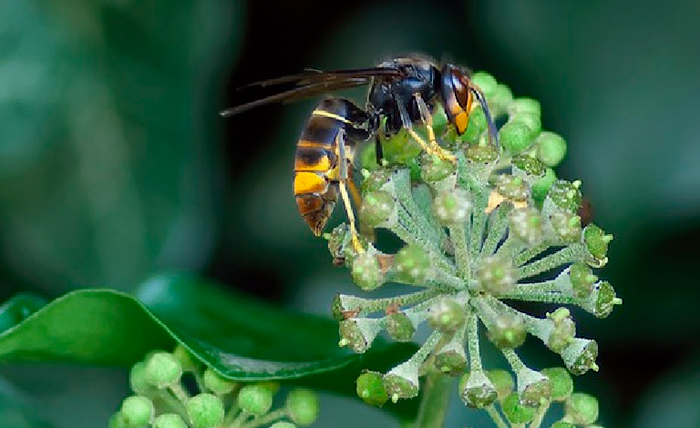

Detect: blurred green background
[1, 0, 699, 426]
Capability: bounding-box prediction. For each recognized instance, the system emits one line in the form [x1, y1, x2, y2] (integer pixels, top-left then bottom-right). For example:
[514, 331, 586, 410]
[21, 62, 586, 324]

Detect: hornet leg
[337, 129, 364, 253]
[394, 95, 456, 163]
[415, 93, 456, 163]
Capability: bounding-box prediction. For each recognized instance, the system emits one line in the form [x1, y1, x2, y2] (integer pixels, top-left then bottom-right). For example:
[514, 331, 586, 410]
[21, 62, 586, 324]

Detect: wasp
[221, 55, 498, 252]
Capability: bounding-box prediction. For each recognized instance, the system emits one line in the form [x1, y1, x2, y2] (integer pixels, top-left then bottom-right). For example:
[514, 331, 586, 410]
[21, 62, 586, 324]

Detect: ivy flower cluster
[326, 72, 621, 427]
[110, 346, 319, 428]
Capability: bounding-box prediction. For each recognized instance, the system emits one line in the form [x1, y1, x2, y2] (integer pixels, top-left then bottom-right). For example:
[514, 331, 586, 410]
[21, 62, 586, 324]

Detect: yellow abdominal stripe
[294, 171, 327, 195]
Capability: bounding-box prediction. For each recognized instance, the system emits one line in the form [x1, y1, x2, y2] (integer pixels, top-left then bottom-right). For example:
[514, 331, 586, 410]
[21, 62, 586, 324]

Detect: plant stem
[413, 372, 454, 428]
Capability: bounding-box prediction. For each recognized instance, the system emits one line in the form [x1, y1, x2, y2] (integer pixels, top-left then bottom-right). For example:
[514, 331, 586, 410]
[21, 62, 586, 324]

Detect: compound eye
[450, 67, 471, 109]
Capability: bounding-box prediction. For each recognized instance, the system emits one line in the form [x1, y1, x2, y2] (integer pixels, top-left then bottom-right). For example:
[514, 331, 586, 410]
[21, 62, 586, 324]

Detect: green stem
[480, 207, 510, 258]
[240, 408, 288, 428]
[485, 405, 510, 428]
[413, 372, 454, 428]
[529, 402, 550, 428]
[517, 244, 586, 279]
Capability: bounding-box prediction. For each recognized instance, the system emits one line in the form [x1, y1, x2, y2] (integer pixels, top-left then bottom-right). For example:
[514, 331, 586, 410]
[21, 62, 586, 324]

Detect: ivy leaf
[0, 274, 418, 417]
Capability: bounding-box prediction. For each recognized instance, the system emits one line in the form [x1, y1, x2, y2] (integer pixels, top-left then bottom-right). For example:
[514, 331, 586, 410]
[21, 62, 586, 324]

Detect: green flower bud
[493, 175, 529, 202]
[153, 414, 188, 428]
[549, 211, 582, 243]
[109, 412, 128, 428]
[501, 393, 536, 424]
[434, 342, 468, 376]
[129, 361, 154, 396]
[144, 352, 182, 389]
[360, 190, 396, 227]
[551, 422, 575, 428]
[383, 363, 420, 401]
[433, 188, 472, 226]
[203, 367, 236, 395]
[547, 180, 582, 212]
[394, 245, 432, 284]
[475, 255, 517, 296]
[541, 367, 574, 402]
[238, 384, 273, 416]
[536, 132, 567, 167]
[512, 154, 546, 179]
[385, 312, 416, 342]
[509, 98, 541, 117]
[532, 167, 556, 203]
[565, 393, 599, 425]
[270, 423, 297, 428]
[421, 153, 456, 183]
[428, 298, 466, 333]
[120, 395, 154, 428]
[582, 281, 619, 318]
[487, 369, 515, 402]
[360, 142, 380, 171]
[546, 308, 576, 353]
[351, 251, 385, 291]
[509, 207, 544, 245]
[339, 318, 381, 353]
[356, 371, 389, 407]
[471, 72, 498, 97]
[465, 144, 499, 164]
[286, 389, 320, 426]
[561, 339, 599, 375]
[361, 168, 392, 194]
[186, 393, 225, 428]
[569, 262, 597, 299]
[583, 223, 612, 261]
[491, 84, 514, 114]
[326, 224, 351, 266]
[500, 120, 534, 154]
[459, 371, 498, 408]
[172, 345, 200, 373]
[514, 113, 542, 136]
[516, 368, 552, 407]
[487, 313, 527, 349]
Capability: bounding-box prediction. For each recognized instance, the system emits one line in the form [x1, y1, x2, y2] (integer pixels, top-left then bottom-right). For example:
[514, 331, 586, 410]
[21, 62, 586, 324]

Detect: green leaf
[0, 274, 416, 385]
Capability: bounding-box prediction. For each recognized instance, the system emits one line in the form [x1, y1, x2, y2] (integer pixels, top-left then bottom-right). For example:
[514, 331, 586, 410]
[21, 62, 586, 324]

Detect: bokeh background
[1, 0, 700, 427]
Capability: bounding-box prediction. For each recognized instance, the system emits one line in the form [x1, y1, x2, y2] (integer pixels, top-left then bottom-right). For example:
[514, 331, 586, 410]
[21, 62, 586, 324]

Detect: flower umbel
[327, 72, 621, 426]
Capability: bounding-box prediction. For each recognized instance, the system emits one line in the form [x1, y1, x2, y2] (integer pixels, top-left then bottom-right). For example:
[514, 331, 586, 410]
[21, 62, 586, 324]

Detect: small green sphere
[238, 384, 274, 416]
[433, 188, 472, 226]
[339, 319, 372, 353]
[509, 207, 544, 245]
[541, 367, 574, 402]
[536, 132, 567, 167]
[583, 223, 611, 261]
[461, 107, 487, 142]
[565, 393, 599, 425]
[383, 372, 419, 401]
[144, 352, 183, 389]
[459, 371, 498, 408]
[186, 393, 225, 428]
[356, 371, 389, 406]
[203, 367, 236, 395]
[153, 413, 188, 428]
[421, 153, 456, 183]
[549, 211, 582, 243]
[594, 281, 618, 318]
[394, 245, 431, 284]
[120, 395, 154, 428]
[351, 251, 385, 291]
[465, 144, 499, 164]
[510, 98, 541, 116]
[471, 72, 498, 97]
[501, 393, 535, 424]
[359, 190, 395, 227]
[129, 361, 153, 396]
[475, 255, 518, 296]
[486, 369, 515, 401]
[486, 313, 527, 349]
[427, 297, 466, 333]
[493, 175, 529, 202]
[286, 388, 320, 426]
[500, 120, 536, 154]
[547, 180, 582, 212]
[385, 312, 416, 342]
[434, 347, 468, 376]
[569, 262, 597, 299]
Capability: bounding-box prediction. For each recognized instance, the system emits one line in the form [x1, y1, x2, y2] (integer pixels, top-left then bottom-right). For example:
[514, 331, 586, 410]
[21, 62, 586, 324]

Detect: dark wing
[220, 67, 403, 117]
